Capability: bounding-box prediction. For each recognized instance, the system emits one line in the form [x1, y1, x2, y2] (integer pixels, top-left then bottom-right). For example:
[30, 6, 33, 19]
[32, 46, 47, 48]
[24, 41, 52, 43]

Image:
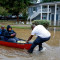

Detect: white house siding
[57, 6, 60, 20]
[50, 6, 55, 13]
[28, 5, 40, 16]
[28, 2, 60, 26]
[28, 7, 33, 16]
[57, 6, 60, 26]
[50, 6, 60, 26]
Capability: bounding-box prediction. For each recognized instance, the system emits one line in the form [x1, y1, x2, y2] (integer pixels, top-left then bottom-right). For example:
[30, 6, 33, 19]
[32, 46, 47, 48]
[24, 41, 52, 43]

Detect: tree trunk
[17, 15, 19, 23]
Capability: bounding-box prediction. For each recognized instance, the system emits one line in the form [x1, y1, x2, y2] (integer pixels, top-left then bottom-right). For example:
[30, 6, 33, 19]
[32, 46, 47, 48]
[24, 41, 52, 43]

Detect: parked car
[1, 16, 5, 20]
[12, 15, 17, 19]
[6, 15, 12, 19]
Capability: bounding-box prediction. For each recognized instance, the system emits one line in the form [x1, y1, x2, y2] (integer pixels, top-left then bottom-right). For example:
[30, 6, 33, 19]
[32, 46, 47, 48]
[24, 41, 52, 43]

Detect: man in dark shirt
[4, 25, 19, 43]
[0, 26, 6, 40]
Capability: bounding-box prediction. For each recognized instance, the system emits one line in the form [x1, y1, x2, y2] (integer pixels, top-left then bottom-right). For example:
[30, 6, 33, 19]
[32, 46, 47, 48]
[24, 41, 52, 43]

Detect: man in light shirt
[26, 24, 51, 53]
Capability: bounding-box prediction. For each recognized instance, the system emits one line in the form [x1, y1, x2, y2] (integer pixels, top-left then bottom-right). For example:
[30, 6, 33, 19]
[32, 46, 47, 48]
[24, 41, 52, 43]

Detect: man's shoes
[27, 50, 33, 54]
[39, 47, 43, 51]
[40, 47, 46, 52]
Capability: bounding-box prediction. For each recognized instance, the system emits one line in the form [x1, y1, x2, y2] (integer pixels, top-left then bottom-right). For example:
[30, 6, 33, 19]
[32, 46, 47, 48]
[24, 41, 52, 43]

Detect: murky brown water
[0, 27, 60, 60]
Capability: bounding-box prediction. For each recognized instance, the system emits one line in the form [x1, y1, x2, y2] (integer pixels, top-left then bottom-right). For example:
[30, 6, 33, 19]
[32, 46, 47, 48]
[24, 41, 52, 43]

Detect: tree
[0, 6, 10, 16]
[0, 0, 31, 22]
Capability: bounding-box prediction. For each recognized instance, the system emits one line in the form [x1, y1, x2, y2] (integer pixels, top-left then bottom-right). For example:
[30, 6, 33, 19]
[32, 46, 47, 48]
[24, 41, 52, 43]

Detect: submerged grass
[12, 26, 31, 29]
[0, 25, 31, 29]
[0, 24, 60, 29]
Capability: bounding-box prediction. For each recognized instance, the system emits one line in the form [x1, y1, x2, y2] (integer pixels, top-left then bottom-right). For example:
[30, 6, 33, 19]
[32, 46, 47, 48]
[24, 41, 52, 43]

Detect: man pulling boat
[27, 24, 51, 53]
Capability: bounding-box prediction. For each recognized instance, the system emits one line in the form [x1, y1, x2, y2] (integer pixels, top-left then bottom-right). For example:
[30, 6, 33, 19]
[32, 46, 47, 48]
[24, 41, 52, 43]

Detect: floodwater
[0, 27, 60, 60]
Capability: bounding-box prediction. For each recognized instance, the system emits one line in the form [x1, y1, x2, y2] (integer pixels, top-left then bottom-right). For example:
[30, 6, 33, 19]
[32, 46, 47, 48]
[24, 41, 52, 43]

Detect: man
[4, 25, 19, 43]
[0, 26, 6, 40]
[26, 25, 51, 53]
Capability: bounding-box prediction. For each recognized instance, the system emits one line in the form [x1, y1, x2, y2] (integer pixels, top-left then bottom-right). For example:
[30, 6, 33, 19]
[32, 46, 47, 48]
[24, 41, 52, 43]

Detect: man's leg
[8, 38, 16, 43]
[28, 36, 40, 53]
[0, 36, 4, 40]
[39, 43, 43, 51]
[14, 37, 19, 42]
[38, 37, 51, 51]
[28, 42, 37, 53]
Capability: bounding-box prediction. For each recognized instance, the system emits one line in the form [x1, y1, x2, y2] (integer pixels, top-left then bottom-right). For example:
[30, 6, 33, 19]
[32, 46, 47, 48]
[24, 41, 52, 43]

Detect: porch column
[54, 4, 57, 26]
[47, 5, 49, 20]
[30, 19, 32, 24]
[50, 14, 52, 25]
[41, 5, 42, 20]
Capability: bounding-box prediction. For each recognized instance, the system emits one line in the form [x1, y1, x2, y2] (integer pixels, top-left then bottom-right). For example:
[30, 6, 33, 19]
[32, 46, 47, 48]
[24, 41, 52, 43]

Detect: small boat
[0, 39, 32, 50]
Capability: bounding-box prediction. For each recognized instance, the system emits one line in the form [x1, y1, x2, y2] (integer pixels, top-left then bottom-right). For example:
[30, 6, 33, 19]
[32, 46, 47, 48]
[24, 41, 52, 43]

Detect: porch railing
[28, 8, 51, 20]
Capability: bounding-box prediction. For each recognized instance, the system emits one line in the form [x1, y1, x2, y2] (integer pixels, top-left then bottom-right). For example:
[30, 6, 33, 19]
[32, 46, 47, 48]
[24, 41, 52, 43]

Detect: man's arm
[11, 30, 16, 37]
[26, 35, 33, 43]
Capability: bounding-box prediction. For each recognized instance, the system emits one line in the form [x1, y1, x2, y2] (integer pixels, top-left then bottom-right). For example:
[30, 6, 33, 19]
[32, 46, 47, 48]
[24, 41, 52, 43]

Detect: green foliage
[0, 0, 31, 22]
[0, 6, 9, 16]
[0, 0, 31, 15]
[23, 11, 28, 20]
[32, 20, 50, 28]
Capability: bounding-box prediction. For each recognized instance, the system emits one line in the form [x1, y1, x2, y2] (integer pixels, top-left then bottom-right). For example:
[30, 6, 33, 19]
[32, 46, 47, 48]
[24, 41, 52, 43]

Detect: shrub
[32, 20, 50, 28]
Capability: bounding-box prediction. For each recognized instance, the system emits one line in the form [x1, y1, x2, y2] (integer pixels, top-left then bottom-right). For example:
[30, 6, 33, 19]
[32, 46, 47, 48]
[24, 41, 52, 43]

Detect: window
[33, 7, 37, 11]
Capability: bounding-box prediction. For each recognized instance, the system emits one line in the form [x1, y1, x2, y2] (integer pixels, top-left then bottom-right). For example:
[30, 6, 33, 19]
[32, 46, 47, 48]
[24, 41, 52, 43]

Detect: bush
[32, 20, 50, 28]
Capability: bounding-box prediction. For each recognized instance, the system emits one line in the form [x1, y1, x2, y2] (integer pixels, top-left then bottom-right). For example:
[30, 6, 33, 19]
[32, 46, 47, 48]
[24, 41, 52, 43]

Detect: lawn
[0, 20, 31, 29]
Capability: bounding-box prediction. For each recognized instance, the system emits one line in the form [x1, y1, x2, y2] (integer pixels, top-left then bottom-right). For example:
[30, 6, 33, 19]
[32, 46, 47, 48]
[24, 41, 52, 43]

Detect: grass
[0, 25, 31, 29]
[12, 26, 31, 29]
[0, 20, 31, 29]
[0, 25, 59, 29]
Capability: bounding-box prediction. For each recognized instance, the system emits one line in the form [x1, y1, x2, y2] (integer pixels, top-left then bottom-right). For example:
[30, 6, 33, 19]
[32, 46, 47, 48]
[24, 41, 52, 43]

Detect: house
[28, 1, 60, 26]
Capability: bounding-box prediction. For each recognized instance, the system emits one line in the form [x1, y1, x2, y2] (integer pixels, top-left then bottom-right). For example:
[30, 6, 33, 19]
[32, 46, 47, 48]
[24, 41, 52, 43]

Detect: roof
[29, 1, 60, 7]
[40, 1, 60, 5]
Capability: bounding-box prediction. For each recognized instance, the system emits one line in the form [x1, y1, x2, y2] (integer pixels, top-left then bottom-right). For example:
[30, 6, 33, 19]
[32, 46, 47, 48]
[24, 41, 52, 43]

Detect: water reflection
[53, 27, 56, 38]
[46, 27, 60, 46]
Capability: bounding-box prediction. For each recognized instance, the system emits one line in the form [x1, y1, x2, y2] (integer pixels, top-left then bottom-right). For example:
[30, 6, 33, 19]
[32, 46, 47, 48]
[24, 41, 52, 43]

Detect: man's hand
[13, 33, 16, 36]
[11, 33, 16, 37]
[26, 35, 33, 43]
[11, 34, 14, 36]
[26, 40, 29, 43]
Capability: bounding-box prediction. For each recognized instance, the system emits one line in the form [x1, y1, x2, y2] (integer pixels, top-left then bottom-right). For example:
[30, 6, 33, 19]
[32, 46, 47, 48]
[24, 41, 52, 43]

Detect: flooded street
[0, 27, 60, 60]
